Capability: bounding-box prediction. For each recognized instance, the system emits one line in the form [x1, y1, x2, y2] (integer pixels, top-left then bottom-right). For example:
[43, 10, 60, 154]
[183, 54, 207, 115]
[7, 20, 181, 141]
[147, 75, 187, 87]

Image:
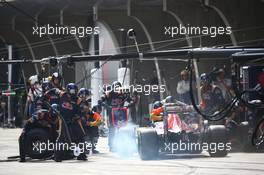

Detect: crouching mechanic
[78, 88, 102, 154]
[19, 96, 58, 162]
[55, 83, 87, 161]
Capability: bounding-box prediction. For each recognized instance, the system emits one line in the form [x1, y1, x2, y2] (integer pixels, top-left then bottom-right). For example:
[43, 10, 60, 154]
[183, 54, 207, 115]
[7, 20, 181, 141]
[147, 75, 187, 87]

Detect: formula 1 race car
[137, 103, 229, 160]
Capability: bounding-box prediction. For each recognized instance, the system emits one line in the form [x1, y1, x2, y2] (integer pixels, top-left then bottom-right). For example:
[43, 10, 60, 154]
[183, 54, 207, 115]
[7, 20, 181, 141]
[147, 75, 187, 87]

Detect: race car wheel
[252, 118, 264, 149]
[25, 128, 53, 159]
[207, 125, 228, 157]
[113, 126, 137, 157]
[137, 128, 158, 160]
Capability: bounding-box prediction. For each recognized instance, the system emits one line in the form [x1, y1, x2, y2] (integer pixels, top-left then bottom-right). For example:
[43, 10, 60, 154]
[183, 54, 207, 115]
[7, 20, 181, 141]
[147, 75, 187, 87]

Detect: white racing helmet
[28, 75, 39, 85]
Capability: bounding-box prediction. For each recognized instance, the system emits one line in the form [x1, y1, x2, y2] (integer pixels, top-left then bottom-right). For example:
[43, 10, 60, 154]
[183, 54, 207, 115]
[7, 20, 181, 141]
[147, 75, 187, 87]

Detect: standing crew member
[200, 73, 225, 116]
[99, 81, 135, 151]
[177, 70, 192, 104]
[27, 75, 42, 118]
[78, 88, 102, 153]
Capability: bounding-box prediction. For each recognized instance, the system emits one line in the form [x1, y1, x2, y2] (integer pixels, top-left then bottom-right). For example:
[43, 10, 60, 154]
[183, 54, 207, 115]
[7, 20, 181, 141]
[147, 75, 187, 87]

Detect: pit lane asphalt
[0, 128, 263, 175]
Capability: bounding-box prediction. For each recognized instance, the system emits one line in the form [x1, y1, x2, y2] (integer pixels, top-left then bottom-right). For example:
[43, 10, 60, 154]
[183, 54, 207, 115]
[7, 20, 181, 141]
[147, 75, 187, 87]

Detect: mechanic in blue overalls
[55, 83, 87, 161]
[19, 95, 57, 162]
[99, 81, 135, 151]
[44, 72, 63, 105]
[78, 88, 102, 154]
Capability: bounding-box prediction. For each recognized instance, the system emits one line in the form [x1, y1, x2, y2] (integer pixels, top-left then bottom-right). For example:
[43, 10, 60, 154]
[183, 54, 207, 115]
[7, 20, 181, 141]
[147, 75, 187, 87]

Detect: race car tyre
[137, 128, 158, 160]
[252, 118, 264, 149]
[25, 128, 53, 159]
[114, 126, 137, 157]
[207, 125, 228, 157]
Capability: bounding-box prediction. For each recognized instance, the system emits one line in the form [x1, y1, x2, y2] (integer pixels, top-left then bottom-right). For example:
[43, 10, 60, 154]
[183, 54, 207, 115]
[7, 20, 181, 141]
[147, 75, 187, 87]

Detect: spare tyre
[25, 128, 53, 159]
[206, 125, 228, 157]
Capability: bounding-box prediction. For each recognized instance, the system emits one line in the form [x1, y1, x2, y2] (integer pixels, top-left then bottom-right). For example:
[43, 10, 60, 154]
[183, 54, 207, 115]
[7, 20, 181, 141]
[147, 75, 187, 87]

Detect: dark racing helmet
[92, 105, 102, 113]
[42, 80, 51, 93]
[66, 83, 78, 95]
[50, 103, 59, 115]
[200, 73, 212, 85]
[165, 96, 174, 103]
[112, 81, 122, 88]
[112, 81, 122, 92]
[103, 84, 112, 93]
[153, 101, 162, 109]
[78, 88, 91, 97]
[34, 95, 45, 110]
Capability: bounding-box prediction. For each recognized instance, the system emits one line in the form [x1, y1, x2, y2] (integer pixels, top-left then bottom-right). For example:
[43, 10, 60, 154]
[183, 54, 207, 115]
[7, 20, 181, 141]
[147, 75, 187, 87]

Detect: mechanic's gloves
[150, 114, 163, 122]
[44, 88, 61, 97]
[86, 120, 102, 127]
[127, 102, 135, 108]
[86, 112, 103, 127]
[87, 121, 95, 126]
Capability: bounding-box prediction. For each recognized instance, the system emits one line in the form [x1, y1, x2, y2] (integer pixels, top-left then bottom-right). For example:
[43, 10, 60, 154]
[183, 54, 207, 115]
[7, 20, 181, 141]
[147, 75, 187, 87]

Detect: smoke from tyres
[0, 1, 264, 175]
